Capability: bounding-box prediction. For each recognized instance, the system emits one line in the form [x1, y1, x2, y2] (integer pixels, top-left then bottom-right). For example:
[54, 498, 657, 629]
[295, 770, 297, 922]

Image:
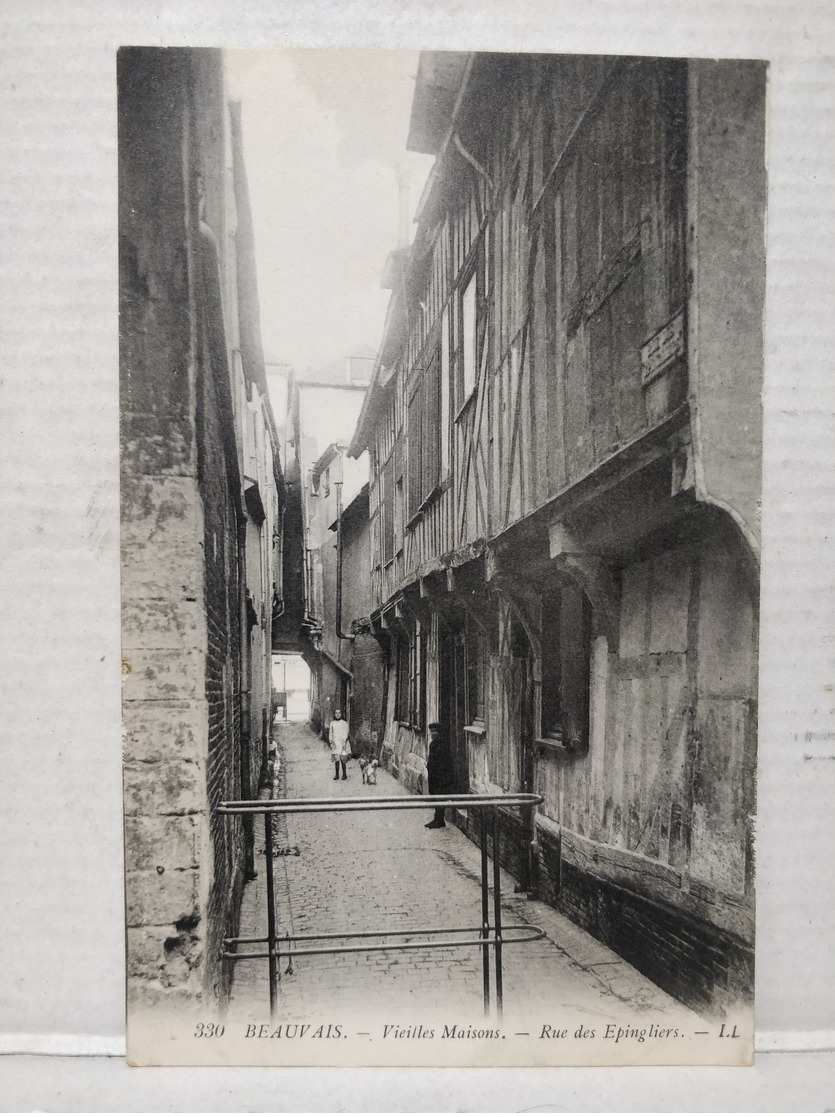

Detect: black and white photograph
[119, 46, 763, 1067]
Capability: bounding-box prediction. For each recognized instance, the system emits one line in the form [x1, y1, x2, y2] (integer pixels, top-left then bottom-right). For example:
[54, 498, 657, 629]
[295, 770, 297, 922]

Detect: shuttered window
[423, 352, 441, 496]
[382, 454, 395, 565]
[461, 273, 477, 401]
[407, 348, 442, 519]
[453, 248, 486, 415]
[407, 385, 423, 519]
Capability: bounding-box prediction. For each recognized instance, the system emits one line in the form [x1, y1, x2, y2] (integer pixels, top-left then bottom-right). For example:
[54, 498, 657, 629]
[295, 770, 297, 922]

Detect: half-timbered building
[349, 52, 765, 1014]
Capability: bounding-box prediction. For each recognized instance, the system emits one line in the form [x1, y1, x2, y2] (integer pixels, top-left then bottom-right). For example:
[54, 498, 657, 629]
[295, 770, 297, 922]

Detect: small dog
[359, 757, 379, 785]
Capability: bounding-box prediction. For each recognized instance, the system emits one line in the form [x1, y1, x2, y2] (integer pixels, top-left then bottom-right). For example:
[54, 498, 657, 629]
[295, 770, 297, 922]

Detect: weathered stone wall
[120, 47, 247, 1010]
[341, 496, 386, 757]
[348, 634, 386, 757]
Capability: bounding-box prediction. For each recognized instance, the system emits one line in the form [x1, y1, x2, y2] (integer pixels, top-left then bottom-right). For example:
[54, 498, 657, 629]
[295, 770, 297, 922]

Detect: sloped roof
[406, 51, 470, 155]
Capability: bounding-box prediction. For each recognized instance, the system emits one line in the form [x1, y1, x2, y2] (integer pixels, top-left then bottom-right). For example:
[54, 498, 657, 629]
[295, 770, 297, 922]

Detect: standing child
[329, 708, 351, 781]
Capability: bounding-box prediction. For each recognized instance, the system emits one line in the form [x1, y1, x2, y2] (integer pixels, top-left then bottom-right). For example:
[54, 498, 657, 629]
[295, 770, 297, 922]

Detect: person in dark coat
[425, 721, 453, 828]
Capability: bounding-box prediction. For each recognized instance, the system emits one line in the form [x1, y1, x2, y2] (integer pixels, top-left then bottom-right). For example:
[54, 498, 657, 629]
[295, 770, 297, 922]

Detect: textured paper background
[0, 0, 833, 1108]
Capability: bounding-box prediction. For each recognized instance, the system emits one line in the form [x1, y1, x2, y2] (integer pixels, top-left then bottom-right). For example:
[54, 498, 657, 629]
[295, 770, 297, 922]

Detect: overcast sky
[226, 50, 435, 374]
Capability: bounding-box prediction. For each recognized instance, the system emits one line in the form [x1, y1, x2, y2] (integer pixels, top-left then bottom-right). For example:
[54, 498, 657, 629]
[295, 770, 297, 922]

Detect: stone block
[124, 759, 204, 817]
[120, 475, 203, 599]
[121, 645, 204, 702]
[124, 813, 199, 873]
[122, 597, 204, 650]
[122, 700, 206, 765]
[121, 474, 201, 550]
[125, 867, 198, 927]
[127, 925, 204, 989]
[121, 410, 195, 476]
[127, 978, 204, 1011]
[121, 551, 202, 602]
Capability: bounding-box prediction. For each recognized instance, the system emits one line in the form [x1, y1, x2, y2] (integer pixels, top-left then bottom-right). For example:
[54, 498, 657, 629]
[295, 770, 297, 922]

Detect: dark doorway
[510, 614, 535, 796]
[439, 624, 468, 793]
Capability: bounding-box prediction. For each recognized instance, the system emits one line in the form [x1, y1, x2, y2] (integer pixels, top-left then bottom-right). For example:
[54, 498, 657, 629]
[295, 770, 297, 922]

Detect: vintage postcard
[120, 47, 763, 1067]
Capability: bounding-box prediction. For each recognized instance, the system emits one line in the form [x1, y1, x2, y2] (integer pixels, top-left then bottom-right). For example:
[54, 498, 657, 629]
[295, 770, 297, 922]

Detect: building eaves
[407, 52, 471, 156]
[348, 288, 407, 458]
[350, 51, 475, 460]
[328, 482, 369, 532]
[311, 442, 346, 481]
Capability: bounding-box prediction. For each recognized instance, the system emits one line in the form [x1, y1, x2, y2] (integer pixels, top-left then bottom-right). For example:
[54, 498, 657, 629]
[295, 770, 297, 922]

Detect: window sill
[534, 735, 580, 757]
[463, 723, 486, 738]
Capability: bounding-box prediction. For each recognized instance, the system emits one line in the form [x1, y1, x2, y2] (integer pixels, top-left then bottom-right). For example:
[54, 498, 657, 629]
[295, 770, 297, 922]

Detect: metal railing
[218, 792, 544, 1020]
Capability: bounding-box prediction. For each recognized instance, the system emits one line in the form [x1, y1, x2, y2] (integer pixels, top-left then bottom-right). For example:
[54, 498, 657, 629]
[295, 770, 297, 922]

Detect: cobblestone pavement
[228, 721, 701, 1028]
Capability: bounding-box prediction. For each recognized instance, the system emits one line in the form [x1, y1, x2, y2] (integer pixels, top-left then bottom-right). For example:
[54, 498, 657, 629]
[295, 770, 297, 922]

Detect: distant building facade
[120, 48, 284, 1010]
[349, 53, 764, 1014]
[281, 355, 385, 751]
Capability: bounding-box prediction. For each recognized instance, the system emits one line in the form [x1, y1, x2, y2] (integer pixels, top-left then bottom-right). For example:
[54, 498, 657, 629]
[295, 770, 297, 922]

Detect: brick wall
[557, 860, 754, 1016]
[453, 806, 532, 891]
[195, 293, 245, 1003]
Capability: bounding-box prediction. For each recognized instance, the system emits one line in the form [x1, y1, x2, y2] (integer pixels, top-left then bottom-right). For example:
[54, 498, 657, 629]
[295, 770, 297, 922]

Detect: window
[541, 576, 592, 748]
[440, 307, 451, 477]
[407, 350, 442, 519]
[394, 475, 404, 554]
[395, 634, 410, 723]
[460, 272, 477, 402]
[407, 384, 423, 519]
[466, 627, 486, 725]
[394, 620, 427, 729]
[422, 355, 440, 499]
[453, 250, 487, 415]
[382, 455, 395, 565]
[410, 622, 427, 730]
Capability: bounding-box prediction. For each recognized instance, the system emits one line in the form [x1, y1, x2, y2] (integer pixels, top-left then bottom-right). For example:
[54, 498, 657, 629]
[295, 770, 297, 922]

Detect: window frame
[406, 341, 443, 522]
[382, 453, 395, 566]
[459, 270, 478, 407]
[394, 619, 427, 730]
[465, 625, 487, 728]
[539, 576, 593, 750]
[453, 245, 487, 421]
[440, 305, 451, 480]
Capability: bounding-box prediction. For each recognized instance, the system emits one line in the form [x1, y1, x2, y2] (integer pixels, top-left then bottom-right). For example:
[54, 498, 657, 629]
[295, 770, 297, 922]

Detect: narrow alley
[119, 48, 762, 1065]
[228, 721, 698, 1031]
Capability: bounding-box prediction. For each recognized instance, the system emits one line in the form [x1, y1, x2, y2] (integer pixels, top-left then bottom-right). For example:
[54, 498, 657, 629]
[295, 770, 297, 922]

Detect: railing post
[492, 808, 503, 1021]
[263, 811, 278, 1020]
[220, 793, 543, 1019]
[479, 806, 491, 1016]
